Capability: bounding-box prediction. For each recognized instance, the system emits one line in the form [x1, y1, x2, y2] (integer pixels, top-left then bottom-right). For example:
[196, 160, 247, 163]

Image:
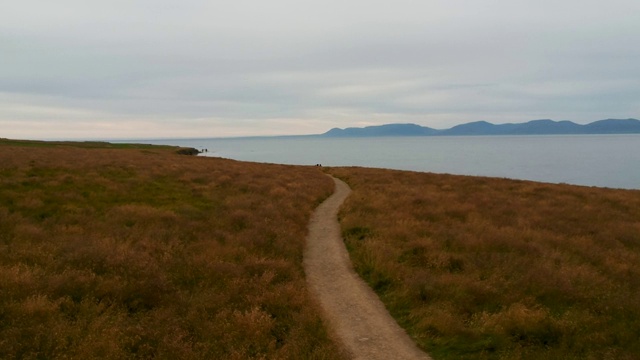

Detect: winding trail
[304, 176, 432, 360]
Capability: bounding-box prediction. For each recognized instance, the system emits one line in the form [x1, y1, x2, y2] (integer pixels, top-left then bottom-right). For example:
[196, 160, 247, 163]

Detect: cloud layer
[2, 0, 639, 139]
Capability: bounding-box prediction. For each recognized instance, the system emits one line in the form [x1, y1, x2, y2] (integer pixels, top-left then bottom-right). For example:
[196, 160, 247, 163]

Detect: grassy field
[328, 166, 640, 360]
[0, 138, 170, 149]
[5, 138, 639, 360]
[0, 142, 345, 359]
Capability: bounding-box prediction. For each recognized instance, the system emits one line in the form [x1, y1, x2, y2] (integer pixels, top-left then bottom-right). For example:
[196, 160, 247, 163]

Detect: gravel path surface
[304, 175, 432, 360]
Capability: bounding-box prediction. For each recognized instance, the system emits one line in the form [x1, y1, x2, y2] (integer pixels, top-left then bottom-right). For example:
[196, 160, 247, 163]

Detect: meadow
[328, 166, 640, 359]
[4, 138, 640, 360]
[0, 141, 345, 359]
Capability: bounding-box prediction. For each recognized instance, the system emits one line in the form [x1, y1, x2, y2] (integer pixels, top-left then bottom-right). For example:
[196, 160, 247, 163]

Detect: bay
[127, 135, 640, 190]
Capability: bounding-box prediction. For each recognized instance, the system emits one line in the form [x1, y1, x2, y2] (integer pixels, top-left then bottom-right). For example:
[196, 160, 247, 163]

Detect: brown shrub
[328, 166, 640, 360]
[0, 144, 343, 359]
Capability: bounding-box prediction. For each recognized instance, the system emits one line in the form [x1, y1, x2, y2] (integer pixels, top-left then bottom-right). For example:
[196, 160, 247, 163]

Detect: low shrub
[329, 166, 640, 360]
[0, 144, 344, 359]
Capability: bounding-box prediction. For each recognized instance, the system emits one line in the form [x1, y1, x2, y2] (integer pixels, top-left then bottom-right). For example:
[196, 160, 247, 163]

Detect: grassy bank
[328, 167, 640, 360]
[0, 143, 345, 359]
[0, 138, 169, 149]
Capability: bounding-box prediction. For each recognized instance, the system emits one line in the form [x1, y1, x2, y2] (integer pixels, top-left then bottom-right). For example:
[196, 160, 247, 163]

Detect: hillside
[4, 139, 640, 359]
[0, 142, 343, 359]
[322, 118, 640, 137]
[323, 123, 439, 137]
[328, 166, 640, 359]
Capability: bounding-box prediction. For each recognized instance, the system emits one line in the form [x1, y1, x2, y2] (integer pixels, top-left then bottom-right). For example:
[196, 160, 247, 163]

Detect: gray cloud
[2, 0, 639, 139]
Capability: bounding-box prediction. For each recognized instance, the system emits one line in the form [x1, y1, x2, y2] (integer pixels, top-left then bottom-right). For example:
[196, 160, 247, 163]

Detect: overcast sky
[2, 0, 639, 139]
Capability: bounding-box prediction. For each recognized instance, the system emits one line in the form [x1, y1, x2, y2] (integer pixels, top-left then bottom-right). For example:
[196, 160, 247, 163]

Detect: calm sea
[126, 135, 640, 190]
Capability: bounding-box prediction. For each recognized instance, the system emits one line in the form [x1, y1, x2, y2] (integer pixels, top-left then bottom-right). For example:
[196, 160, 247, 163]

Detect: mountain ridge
[322, 119, 640, 137]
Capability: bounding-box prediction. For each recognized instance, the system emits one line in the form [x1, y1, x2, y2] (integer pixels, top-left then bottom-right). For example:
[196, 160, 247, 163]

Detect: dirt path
[304, 176, 432, 360]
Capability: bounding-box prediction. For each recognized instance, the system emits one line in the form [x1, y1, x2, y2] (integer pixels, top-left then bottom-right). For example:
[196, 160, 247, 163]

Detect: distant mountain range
[322, 119, 640, 137]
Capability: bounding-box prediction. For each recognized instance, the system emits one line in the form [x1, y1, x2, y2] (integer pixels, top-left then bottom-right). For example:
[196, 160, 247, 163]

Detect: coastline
[175, 135, 640, 190]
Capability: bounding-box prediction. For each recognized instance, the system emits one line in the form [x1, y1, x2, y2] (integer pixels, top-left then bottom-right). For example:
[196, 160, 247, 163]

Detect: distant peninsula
[321, 118, 640, 137]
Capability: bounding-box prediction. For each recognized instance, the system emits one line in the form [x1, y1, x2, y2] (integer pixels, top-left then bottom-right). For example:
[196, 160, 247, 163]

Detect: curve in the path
[304, 175, 432, 360]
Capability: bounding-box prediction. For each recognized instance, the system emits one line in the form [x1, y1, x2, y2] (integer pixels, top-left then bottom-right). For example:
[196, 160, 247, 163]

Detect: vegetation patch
[328, 166, 640, 360]
[0, 143, 344, 359]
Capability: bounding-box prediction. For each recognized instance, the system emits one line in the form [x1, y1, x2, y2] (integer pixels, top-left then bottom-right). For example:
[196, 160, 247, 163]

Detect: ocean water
[128, 135, 640, 190]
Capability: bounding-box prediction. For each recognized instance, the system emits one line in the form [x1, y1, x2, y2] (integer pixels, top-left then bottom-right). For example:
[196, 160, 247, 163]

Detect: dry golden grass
[327, 166, 640, 360]
[0, 143, 345, 359]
